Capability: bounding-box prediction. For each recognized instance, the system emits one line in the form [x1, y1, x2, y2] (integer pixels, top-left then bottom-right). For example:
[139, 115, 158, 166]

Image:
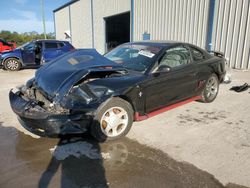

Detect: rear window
[190, 47, 205, 61]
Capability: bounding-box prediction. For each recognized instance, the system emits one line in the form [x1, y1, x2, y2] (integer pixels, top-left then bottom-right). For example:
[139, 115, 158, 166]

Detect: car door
[142, 45, 198, 113]
[43, 41, 60, 63]
[21, 42, 36, 65]
[56, 42, 66, 56]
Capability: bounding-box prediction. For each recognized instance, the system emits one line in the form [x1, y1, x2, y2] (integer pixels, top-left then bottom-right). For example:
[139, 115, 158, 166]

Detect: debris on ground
[230, 83, 250, 92]
[223, 73, 232, 84]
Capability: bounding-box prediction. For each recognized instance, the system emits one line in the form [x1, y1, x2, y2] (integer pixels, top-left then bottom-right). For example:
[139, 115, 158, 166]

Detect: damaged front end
[9, 69, 127, 137]
[9, 80, 94, 137]
[9, 49, 130, 137]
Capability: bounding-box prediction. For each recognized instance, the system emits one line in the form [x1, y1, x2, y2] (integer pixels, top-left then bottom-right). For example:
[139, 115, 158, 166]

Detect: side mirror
[157, 65, 171, 73]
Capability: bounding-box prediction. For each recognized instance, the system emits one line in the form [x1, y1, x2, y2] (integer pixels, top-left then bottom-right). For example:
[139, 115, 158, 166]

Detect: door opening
[105, 12, 130, 52]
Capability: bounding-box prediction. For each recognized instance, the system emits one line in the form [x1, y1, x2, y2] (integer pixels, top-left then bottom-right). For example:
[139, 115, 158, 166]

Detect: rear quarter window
[190, 47, 206, 61]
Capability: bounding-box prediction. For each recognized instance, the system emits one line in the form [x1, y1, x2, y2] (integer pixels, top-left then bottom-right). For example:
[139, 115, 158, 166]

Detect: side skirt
[134, 96, 202, 121]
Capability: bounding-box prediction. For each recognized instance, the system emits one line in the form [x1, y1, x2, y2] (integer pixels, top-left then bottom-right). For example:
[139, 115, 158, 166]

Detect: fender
[2, 56, 23, 66]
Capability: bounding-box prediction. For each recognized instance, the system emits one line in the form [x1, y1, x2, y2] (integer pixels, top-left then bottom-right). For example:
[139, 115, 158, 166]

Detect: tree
[0, 30, 56, 46]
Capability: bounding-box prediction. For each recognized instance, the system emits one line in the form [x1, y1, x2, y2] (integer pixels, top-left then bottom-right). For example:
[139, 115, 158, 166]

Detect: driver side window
[159, 46, 191, 68]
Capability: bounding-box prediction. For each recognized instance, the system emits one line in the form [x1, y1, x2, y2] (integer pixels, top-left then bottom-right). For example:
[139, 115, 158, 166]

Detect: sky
[0, 0, 70, 34]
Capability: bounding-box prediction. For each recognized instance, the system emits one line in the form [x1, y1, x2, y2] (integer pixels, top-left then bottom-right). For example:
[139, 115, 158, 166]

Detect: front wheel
[200, 74, 219, 103]
[91, 98, 134, 142]
[4, 58, 21, 71]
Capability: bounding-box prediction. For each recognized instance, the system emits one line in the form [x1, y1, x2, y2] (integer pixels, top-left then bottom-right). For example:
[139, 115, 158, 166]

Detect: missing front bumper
[9, 90, 93, 137]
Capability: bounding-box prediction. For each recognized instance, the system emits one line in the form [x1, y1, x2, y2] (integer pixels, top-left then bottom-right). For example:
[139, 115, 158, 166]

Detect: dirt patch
[178, 110, 228, 125]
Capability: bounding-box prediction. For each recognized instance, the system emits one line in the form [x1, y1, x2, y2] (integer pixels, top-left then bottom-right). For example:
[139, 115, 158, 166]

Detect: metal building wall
[54, 7, 70, 41]
[212, 0, 250, 69]
[92, 0, 130, 54]
[69, 0, 92, 48]
[133, 0, 210, 49]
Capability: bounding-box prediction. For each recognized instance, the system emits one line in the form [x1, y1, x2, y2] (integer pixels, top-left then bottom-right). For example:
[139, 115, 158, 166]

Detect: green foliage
[0, 30, 55, 46]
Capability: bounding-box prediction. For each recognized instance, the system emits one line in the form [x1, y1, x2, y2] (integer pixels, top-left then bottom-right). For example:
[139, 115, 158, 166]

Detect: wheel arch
[114, 95, 136, 113]
[3, 56, 23, 66]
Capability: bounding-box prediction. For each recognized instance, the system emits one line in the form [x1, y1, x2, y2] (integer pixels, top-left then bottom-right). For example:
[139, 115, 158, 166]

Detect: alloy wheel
[6, 59, 19, 70]
[100, 107, 129, 137]
[205, 76, 218, 101]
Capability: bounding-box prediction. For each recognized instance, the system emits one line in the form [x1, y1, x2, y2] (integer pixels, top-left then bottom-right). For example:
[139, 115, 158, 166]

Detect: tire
[200, 74, 219, 103]
[4, 58, 21, 71]
[91, 97, 134, 142]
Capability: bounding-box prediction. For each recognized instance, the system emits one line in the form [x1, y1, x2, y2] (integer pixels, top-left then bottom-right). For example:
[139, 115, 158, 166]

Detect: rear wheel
[200, 74, 219, 103]
[4, 58, 21, 71]
[91, 98, 133, 142]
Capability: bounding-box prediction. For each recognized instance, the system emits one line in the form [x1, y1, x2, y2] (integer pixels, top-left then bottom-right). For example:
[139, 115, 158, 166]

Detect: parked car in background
[0, 39, 74, 71]
[0, 38, 16, 53]
[9, 41, 226, 141]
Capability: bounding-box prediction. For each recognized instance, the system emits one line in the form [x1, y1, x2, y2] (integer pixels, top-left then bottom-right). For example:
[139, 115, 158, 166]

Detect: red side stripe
[134, 96, 202, 121]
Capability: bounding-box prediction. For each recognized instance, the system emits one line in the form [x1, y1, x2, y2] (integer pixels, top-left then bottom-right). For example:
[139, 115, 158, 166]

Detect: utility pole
[41, 0, 47, 39]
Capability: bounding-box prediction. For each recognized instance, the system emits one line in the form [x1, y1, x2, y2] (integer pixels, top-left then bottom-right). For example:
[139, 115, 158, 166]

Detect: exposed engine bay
[16, 69, 127, 115]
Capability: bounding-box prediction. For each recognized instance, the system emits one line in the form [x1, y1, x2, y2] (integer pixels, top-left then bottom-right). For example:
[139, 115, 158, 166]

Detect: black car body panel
[9, 41, 226, 137]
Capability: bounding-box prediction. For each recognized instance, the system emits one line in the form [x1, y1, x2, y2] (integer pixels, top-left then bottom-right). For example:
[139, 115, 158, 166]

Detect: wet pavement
[1, 123, 246, 188]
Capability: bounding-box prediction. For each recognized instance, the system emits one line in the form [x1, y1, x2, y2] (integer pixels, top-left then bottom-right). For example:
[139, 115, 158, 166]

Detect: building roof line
[53, 0, 80, 13]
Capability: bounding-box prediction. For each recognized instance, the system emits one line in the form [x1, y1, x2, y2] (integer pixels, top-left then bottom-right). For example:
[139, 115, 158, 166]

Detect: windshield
[104, 44, 163, 73]
[16, 42, 35, 50]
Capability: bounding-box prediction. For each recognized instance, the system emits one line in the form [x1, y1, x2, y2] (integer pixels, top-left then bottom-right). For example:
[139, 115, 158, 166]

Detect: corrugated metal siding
[93, 0, 130, 54]
[212, 0, 250, 69]
[69, 0, 92, 48]
[133, 0, 210, 49]
[54, 0, 249, 69]
[54, 7, 70, 41]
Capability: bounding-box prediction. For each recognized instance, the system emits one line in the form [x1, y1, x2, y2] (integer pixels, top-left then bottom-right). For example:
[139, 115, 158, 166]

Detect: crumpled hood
[34, 49, 125, 100]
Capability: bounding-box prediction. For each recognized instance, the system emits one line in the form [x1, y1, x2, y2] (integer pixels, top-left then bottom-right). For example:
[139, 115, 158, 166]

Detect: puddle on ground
[0, 124, 247, 188]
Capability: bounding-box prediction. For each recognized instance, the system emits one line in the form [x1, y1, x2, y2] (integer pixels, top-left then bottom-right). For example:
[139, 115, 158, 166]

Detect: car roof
[33, 39, 69, 43]
[125, 40, 208, 53]
[128, 40, 191, 46]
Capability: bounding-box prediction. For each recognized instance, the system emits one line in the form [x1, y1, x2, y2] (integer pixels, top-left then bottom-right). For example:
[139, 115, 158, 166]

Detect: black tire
[91, 97, 134, 142]
[4, 58, 21, 71]
[200, 74, 219, 103]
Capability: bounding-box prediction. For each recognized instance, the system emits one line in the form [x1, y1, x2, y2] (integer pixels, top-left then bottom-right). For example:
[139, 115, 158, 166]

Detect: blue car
[0, 40, 75, 71]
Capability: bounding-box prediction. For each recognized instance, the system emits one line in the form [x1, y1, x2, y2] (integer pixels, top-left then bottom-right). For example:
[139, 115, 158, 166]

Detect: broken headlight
[66, 84, 114, 107]
[88, 84, 113, 98]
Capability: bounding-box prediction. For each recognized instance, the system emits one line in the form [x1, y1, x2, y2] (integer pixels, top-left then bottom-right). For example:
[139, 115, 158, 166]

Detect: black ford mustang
[9, 41, 226, 141]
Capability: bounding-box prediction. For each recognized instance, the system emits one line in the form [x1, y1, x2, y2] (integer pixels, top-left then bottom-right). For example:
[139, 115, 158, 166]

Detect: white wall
[70, 0, 93, 48]
[54, 7, 70, 41]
